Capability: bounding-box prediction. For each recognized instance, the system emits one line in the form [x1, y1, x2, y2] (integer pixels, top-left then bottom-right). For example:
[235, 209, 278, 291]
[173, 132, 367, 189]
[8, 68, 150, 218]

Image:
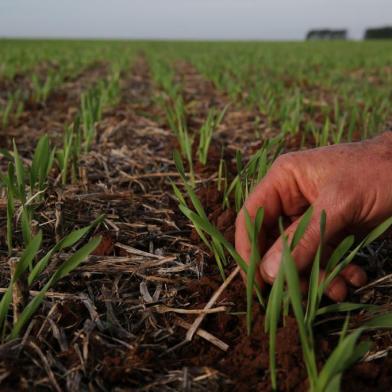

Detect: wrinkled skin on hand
[235, 132, 392, 302]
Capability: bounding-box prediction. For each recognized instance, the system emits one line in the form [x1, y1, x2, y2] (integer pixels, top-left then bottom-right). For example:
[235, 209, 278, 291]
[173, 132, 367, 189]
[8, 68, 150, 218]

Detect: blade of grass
[265, 261, 285, 390]
[10, 236, 101, 339]
[12, 140, 25, 202]
[317, 328, 368, 391]
[305, 210, 326, 326]
[0, 232, 42, 330]
[291, 206, 313, 250]
[6, 185, 14, 256]
[281, 225, 318, 384]
[179, 205, 264, 304]
[28, 215, 104, 285]
[324, 235, 355, 275]
[316, 303, 378, 317]
[363, 313, 392, 329]
[323, 216, 392, 291]
[244, 207, 264, 334]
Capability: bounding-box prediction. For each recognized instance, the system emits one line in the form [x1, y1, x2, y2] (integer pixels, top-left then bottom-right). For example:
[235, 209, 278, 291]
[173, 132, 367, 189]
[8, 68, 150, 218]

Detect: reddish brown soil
[182, 274, 308, 391]
[1, 61, 109, 150]
[0, 55, 392, 392]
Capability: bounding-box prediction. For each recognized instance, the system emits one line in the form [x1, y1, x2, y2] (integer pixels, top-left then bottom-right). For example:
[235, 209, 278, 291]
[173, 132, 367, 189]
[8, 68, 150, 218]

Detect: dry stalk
[176, 318, 229, 351]
[9, 257, 29, 326]
[54, 201, 63, 243]
[186, 265, 240, 342]
[155, 305, 227, 315]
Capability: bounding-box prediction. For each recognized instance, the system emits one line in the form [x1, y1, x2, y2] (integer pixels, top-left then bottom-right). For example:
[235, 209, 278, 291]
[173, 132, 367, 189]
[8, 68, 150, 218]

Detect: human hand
[235, 132, 392, 301]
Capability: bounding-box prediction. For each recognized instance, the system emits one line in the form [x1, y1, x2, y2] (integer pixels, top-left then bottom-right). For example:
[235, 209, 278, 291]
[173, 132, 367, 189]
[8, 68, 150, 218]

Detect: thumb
[259, 200, 347, 284]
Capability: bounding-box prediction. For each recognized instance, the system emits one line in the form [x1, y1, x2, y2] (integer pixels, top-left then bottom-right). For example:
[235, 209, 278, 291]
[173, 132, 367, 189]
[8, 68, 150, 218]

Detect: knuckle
[272, 152, 299, 172]
[323, 184, 356, 223]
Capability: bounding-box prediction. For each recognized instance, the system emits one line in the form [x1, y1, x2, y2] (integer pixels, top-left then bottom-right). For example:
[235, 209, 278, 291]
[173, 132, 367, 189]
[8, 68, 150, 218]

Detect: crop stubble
[0, 46, 392, 391]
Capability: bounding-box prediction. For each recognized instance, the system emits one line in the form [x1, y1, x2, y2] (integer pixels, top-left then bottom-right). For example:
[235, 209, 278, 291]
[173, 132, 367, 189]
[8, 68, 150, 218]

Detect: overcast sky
[0, 0, 391, 40]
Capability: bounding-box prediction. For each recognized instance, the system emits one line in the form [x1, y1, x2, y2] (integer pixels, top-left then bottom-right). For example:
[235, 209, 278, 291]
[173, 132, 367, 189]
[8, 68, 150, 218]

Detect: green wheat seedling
[0, 217, 103, 341]
[165, 95, 190, 155]
[2, 136, 103, 340]
[224, 138, 282, 211]
[30, 135, 56, 195]
[57, 125, 74, 185]
[197, 106, 228, 165]
[281, 90, 303, 136]
[149, 56, 195, 182]
[3, 137, 55, 249]
[56, 119, 82, 185]
[79, 71, 122, 154]
[308, 119, 333, 148]
[98, 68, 121, 107]
[1, 98, 14, 129]
[165, 96, 194, 183]
[173, 151, 264, 333]
[31, 72, 61, 103]
[347, 107, 359, 142]
[320, 118, 331, 147]
[5, 164, 15, 256]
[175, 123, 392, 387]
[265, 209, 392, 391]
[149, 57, 180, 99]
[331, 115, 346, 145]
[9, 142, 33, 245]
[104, 72, 121, 106]
[80, 88, 103, 152]
[173, 150, 227, 279]
[217, 157, 228, 194]
[1, 90, 24, 129]
[243, 207, 264, 334]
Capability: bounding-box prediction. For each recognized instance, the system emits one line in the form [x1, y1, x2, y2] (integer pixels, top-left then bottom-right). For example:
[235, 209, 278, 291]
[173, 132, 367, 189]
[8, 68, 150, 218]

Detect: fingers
[259, 198, 347, 284]
[308, 243, 367, 300]
[319, 270, 348, 302]
[234, 151, 368, 304]
[235, 177, 281, 267]
[240, 264, 367, 302]
[320, 264, 367, 302]
[340, 264, 367, 287]
[235, 156, 308, 271]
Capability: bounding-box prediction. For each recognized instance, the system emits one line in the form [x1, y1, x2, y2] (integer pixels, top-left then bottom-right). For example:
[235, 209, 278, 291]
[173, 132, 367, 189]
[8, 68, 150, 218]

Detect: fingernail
[348, 269, 367, 287]
[326, 281, 347, 302]
[261, 252, 281, 282]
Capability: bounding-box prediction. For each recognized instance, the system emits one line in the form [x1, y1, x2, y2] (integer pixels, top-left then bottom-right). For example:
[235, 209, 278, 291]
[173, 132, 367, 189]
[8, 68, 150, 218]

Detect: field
[1, 39, 392, 391]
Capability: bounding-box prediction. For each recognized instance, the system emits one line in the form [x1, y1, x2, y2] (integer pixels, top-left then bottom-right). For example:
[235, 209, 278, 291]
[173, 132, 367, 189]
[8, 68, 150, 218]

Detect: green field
[1, 39, 392, 391]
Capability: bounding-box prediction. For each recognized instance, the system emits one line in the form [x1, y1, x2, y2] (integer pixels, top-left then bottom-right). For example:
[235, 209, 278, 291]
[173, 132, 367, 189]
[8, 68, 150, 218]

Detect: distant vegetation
[365, 26, 392, 39]
[306, 26, 392, 41]
[306, 29, 347, 40]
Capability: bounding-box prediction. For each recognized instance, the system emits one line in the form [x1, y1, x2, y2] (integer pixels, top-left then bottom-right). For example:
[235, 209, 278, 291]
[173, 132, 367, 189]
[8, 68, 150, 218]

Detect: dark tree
[306, 29, 347, 40]
[365, 27, 392, 39]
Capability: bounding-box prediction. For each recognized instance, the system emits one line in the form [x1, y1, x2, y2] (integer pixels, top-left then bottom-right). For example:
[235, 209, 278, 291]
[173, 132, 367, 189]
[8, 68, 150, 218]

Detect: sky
[0, 0, 391, 41]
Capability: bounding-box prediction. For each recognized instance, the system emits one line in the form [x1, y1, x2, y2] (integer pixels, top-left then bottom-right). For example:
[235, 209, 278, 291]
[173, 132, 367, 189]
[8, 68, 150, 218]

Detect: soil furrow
[1, 50, 392, 392]
[0, 61, 109, 150]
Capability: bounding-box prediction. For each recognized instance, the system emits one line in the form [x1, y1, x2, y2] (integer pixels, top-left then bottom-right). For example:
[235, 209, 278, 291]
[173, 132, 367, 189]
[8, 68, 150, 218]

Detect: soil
[0, 52, 392, 391]
[182, 275, 308, 392]
[0, 61, 109, 150]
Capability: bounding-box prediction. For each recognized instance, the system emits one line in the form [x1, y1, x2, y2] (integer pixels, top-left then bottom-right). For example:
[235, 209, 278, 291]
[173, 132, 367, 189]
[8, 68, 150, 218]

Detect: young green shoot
[197, 105, 228, 165]
[165, 96, 194, 184]
[0, 217, 103, 341]
[243, 207, 264, 335]
[173, 151, 264, 334]
[265, 209, 392, 391]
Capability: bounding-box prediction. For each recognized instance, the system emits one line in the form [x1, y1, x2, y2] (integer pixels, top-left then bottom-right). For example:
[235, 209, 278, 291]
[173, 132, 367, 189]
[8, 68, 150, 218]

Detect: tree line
[306, 26, 392, 40]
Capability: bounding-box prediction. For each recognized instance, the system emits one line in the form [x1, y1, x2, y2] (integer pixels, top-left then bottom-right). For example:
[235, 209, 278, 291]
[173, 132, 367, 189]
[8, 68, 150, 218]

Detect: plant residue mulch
[0, 54, 392, 391]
